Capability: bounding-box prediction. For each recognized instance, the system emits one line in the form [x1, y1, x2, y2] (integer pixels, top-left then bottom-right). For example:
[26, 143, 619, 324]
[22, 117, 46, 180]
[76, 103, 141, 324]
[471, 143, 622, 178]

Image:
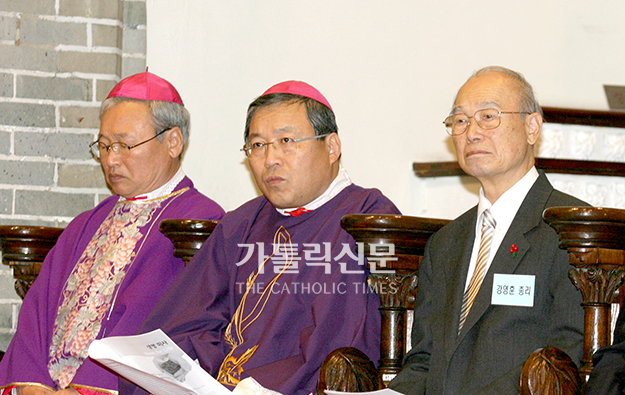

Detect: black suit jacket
[390, 172, 587, 395]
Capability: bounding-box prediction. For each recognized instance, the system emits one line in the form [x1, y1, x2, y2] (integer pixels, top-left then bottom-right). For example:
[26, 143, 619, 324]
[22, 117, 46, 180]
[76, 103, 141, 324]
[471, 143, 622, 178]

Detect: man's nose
[101, 148, 121, 167]
[264, 142, 283, 166]
[464, 118, 483, 141]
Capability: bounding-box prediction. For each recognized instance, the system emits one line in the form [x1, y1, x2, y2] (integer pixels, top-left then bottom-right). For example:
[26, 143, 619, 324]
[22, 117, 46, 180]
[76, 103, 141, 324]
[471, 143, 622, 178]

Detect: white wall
[145, 1, 625, 219]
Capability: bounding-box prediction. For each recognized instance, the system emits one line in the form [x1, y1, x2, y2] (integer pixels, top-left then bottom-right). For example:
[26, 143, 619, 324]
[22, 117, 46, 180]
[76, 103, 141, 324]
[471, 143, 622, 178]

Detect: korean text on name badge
[491, 273, 535, 307]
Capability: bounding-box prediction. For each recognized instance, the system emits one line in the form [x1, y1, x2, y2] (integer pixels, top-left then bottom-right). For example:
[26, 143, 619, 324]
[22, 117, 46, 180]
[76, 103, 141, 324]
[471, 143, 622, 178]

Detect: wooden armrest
[158, 219, 219, 264]
[519, 347, 582, 395]
[317, 347, 383, 395]
[317, 345, 582, 394]
[0, 225, 64, 299]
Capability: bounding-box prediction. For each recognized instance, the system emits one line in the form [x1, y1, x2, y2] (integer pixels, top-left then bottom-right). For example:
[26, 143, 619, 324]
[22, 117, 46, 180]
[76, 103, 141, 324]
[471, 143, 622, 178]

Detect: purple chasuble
[0, 177, 225, 393]
[125, 184, 400, 395]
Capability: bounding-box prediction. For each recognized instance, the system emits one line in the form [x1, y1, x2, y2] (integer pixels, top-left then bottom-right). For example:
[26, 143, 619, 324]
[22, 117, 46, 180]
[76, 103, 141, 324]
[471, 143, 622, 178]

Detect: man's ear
[326, 133, 342, 164]
[166, 127, 185, 158]
[525, 112, 542, 146]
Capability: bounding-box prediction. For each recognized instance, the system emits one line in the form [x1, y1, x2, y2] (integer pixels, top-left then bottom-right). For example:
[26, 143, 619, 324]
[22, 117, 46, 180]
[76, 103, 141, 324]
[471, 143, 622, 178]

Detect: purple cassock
[0, 177, 225, 393]
[122, 184, 401, 395]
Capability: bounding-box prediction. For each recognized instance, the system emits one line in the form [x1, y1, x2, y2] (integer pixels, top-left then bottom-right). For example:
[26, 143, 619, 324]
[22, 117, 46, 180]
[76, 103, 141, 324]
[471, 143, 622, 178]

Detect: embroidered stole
[217, 226, 294, 387]
[47, 189, 186, 389]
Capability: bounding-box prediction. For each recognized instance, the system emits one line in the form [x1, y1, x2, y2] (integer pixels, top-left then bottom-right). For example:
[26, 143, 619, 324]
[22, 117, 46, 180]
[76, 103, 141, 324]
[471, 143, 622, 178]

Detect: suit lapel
[444, 209, 477, 361]
[456, 172, 554, 342]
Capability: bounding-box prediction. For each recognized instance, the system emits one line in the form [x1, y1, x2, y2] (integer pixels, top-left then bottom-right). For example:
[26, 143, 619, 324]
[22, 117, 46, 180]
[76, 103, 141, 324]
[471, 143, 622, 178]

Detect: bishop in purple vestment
[122, 81, 400, 395]
[0, 71, 225, 395]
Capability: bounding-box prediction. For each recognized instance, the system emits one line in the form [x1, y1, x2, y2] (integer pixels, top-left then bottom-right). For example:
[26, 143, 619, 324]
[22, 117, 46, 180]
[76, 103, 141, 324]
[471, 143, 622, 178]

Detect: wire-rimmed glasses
[443, 109, 531, 136]
[240, 134, 327, 159]
[89, 127, 171, 160]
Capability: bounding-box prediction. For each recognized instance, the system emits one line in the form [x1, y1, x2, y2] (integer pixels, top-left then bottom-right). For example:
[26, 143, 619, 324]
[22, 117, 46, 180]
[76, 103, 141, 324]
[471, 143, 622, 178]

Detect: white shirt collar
[476, 166, 539, 232]
[119, 167, 186, 202]
[276, 165, 352, 216]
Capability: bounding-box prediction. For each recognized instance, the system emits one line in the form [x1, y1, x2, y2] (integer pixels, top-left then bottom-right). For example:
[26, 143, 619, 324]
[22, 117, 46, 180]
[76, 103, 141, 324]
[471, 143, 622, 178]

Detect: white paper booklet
[88, 329, 231, 395]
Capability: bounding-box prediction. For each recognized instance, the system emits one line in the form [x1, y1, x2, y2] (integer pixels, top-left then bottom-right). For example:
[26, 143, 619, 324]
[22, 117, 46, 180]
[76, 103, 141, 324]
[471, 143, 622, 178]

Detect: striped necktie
[458, 209, 496, 334]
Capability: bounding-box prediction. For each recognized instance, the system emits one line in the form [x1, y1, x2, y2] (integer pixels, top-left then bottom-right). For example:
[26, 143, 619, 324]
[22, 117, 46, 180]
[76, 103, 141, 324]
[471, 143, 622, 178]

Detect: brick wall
[0, 0, 146, 351]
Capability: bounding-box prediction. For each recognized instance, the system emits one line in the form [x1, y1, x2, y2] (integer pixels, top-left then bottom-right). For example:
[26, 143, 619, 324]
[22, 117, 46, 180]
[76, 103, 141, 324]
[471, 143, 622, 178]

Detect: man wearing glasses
[122, 80, 400, 395]
[390, 66, 586, 395]
[0, 71, 225, 395]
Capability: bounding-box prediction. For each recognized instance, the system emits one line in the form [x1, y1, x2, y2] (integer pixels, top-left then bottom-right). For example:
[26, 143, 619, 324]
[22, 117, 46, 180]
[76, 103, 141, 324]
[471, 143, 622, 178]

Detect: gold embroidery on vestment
[217, 226, 294, 386]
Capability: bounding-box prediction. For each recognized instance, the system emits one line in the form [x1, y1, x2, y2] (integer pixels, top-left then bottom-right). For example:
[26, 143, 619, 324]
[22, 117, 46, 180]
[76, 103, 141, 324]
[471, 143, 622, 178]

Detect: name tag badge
[491, 273, 535, 307]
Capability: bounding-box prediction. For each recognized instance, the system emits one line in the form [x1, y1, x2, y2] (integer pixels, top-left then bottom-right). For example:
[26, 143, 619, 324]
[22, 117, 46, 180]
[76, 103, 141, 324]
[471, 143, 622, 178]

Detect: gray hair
[458, 66, 543, 117]
[244, 93, 337, 143]
[100, 97, 191, 157]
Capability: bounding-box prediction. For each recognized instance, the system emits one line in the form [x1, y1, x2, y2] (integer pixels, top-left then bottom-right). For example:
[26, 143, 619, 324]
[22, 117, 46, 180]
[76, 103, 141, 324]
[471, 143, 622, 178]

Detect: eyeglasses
[443, 108, 531, 136]
[240, 134, 327, 158]
[89, 128, 171, 160]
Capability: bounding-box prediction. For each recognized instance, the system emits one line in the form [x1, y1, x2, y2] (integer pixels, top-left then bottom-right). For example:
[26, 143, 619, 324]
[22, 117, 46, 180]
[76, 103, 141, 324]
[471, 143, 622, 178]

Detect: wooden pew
[515, 206, 625, 395]
[7, 210, 620, 394]
[543, 207, 625, 380]
[0, 225, 64, 299]
[516, 206, 625, 395]
[338, 214, 450, 384]
[317, 214, 454, 394]
[0, 220, 219, 297]
[0, 225, 64, 363]
[158, 219, 219, 264]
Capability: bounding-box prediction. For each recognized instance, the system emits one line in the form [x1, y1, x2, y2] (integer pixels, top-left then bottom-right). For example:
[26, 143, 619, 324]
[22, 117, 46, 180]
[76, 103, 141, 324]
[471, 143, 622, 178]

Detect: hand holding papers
[88, 329, 231, 395]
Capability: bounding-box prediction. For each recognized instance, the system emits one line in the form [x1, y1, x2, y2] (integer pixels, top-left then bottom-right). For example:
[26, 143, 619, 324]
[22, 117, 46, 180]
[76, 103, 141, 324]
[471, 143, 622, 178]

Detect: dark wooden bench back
[0, 225, 64, 299]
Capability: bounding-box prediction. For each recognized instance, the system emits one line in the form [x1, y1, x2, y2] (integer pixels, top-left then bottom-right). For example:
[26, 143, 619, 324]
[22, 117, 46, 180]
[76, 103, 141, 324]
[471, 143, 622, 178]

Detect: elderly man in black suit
[389, 66, 587, 395]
